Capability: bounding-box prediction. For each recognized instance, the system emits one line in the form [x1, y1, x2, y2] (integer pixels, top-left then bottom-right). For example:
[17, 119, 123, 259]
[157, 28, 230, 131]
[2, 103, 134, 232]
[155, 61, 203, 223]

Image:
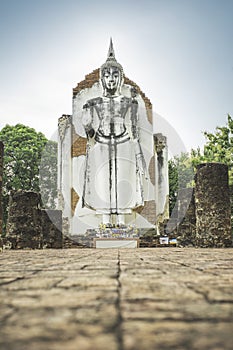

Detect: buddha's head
[100, 39, 124, 96]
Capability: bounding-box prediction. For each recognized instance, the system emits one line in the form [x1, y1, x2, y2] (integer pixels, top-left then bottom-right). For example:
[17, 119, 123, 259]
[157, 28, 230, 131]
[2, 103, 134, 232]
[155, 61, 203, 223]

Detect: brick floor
[0, 248, 232, 349]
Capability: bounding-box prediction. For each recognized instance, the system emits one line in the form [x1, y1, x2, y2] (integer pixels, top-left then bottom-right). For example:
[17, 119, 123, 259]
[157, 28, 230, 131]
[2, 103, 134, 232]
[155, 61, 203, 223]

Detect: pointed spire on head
[100, 38, 124, 82]
[107, 37, 115, 61]
[100, 39, 124, 96]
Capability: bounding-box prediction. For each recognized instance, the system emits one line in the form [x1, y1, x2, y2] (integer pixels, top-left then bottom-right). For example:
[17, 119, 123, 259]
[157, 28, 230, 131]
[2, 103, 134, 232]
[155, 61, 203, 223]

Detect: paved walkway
[0, 248, 233, 350]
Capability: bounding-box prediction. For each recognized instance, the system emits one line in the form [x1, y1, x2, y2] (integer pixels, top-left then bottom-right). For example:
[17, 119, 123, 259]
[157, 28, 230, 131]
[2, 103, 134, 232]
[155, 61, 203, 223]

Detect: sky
[0, 0, 233, 154]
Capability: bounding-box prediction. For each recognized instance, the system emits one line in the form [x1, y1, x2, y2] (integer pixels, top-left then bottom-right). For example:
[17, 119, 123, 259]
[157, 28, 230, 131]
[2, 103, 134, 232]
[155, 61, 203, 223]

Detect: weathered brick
[195, 163, 232, 247]
[71, 126, 87, 157]
[5, 191, 63, 249]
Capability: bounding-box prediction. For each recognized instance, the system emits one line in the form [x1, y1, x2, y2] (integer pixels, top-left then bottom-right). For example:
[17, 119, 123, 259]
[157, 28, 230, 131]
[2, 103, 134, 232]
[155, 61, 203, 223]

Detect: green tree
[191, 114, 233, 185]
[0, 124, 57, 233]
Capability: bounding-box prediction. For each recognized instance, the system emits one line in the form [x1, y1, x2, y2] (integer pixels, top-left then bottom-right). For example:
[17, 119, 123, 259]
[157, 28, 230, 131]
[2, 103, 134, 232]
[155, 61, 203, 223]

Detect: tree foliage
[0, 124, 57, 233]
[0, 124, 47, 193]
[191, 114, 233, 185]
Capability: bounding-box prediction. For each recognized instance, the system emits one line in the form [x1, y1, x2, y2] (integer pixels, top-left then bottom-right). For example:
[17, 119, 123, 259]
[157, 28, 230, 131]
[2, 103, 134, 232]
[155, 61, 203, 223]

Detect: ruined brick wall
[73, 69, 99, 97]
[133, 200, 156, 225]
[71, 126, 87, 158]
[195, 163, 232, 247]
[5, 191, 63, 249]
[6, 191, 42, 249]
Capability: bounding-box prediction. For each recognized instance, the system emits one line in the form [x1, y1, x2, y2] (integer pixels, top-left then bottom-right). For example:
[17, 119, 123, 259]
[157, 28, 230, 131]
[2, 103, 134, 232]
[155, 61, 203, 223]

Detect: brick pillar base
[195, 163, 232, 247]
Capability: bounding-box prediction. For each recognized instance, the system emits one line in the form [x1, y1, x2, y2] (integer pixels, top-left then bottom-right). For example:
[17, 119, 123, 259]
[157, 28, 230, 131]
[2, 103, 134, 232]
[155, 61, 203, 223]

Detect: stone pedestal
[94, 238, 139, 248]
[195, 163, 232, 247]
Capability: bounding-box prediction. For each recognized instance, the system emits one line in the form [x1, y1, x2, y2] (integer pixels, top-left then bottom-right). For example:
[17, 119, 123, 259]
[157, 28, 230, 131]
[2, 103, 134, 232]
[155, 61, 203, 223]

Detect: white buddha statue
[81, 39, 147, 227]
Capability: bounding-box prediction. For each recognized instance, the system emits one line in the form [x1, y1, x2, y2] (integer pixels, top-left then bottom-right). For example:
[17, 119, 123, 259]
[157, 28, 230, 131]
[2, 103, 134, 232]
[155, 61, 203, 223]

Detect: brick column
[195, 163, 232, 247]
[6, 191, 42, 249]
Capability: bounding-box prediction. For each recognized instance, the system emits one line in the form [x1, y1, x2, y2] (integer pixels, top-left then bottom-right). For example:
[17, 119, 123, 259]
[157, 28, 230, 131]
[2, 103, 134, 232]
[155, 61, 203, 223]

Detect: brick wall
[134, 200, 156, 225]
[71, 126, 87, 157]
[5, 191, 62, 249]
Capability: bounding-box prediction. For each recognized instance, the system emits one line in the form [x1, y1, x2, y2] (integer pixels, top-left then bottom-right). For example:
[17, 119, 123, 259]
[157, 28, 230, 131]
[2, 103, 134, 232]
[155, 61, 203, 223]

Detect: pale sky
[0, 0, 233, 153]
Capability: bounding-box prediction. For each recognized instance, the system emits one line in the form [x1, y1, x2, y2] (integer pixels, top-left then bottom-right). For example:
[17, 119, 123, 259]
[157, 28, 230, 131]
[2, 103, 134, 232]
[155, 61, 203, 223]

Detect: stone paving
[0, 248, 233, 350]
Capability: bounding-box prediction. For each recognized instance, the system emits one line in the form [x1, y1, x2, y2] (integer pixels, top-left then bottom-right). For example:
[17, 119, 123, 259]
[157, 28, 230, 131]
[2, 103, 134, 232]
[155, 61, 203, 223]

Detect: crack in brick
[185, 283, 233, 304]
[125, 316, 233, 323]
[115, 250, 124, 350]
[159, 257, 219, 276]
[0, 276, 25, 286]
[51, 278, 65, 288]
[80, 265, 89, 270]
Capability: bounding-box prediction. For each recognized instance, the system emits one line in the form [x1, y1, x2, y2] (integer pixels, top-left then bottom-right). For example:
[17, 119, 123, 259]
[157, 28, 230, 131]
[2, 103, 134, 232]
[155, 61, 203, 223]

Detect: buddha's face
[102, 66, 120, 94]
